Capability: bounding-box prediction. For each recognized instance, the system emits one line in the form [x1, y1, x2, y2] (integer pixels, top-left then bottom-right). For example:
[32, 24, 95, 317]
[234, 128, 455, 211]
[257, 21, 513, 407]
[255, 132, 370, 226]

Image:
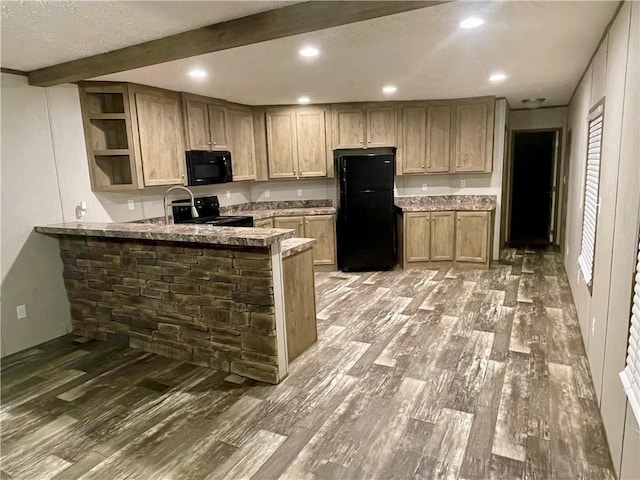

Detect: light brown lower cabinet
[283, 248, 317, 362]
[253, 217, 274, 228]
[455, 211, 490, 264]
[400, 210, 491, 267]
[274, 215, 336, 268]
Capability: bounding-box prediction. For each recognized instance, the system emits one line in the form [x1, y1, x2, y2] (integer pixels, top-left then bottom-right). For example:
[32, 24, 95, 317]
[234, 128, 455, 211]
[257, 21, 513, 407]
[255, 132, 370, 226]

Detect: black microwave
[185, 150, 233, 186]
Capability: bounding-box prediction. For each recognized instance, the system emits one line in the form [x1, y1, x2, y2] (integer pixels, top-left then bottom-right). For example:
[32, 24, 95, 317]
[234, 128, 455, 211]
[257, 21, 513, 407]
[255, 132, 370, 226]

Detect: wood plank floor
[1, 249, 615, 480]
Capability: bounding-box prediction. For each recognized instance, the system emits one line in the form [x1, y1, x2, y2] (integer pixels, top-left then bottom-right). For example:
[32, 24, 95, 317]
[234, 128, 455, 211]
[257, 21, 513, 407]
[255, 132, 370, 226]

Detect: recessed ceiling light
[299, 47, 319, 57]
[187, 69, 207, 78]
[460, 17, 484, 29]
[382, 85, 397, 94]
[298, 96, 311, 104]
[489, 73, 507, 82]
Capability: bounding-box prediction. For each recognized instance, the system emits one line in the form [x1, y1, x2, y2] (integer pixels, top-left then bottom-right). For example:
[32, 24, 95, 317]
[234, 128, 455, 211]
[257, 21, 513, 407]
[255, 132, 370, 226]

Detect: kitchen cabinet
[455, 211, 490, 264]
[226, 106, 257, 181]
[398, 97, 493, 175]
[265, 107, 327, 179]
[426, 105, 452, 173]
[79, 82, 185, 191]
[253, 217, 274, 228]
[399, 209, 490, 267]
[274, 216, 305, 237]
[404, 212, 431, 263]
[430, 211, 455, 260]
[453, 99, 494, 173]
[131, 85, 186, 186]
[183, 99, 229, 151]
[332, 104, 396, 149]
[275, 214, 336, 268]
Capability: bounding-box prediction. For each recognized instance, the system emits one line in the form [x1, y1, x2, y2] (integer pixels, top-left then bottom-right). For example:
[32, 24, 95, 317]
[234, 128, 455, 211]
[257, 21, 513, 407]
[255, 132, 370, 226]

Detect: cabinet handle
[456, 163, 460, 167]
[428, 164, 431, 168]
[207, 141, 211, 145]
[213, 141, 217, 146]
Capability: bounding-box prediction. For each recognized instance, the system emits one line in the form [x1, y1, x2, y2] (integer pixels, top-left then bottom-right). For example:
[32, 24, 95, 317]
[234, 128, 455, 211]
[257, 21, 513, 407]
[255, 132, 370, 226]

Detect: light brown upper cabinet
[398, 97, 494, 175]
[401, 106, 427, 174]
[455, 211, 490, 264]
[182, 96, 229, 151]
[332, 104, 396, 149]
[226, 105, 257, 181]
[265, 106, 328, 179]
[452, 98, 494, 173]
[79, 82, 186, 191]
[426, 105, 452, 173]
[131, 85, 186, 186]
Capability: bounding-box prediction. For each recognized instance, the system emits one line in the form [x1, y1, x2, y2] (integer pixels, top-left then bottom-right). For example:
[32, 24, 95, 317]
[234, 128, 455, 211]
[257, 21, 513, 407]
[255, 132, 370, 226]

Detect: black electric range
[172, 195, 253, 227]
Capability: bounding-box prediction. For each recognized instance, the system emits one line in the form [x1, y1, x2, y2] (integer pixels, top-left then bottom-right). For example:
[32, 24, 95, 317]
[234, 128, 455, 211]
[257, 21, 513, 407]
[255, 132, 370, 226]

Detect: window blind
[578, 104, 604, 286]
[620, 236, 640, 425]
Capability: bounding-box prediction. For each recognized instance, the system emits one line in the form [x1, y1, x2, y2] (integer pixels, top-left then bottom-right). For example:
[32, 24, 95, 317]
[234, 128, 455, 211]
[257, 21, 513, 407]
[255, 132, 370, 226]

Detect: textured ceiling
[0, 1, 294, 71]
[2, 1, 618, 108]
[95, 1, 618, 107]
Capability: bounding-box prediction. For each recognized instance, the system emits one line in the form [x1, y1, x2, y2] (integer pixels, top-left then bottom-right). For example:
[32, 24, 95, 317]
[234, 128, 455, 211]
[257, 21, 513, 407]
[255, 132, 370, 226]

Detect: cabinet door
[227, 106, 257, 181]
[304, 215, 336, 266]
[367, 106, 396, 147]
[404, 212, 430, 263]
[208, 105, 228, 149]
[455, 211, 489, 263]
[426, 105, 451, 173]
[430, 211, 455, 261]
[296, 109, 327, 177]
[453, 102, 490, 172]
[275, 216, 305, 237]
[401, 106, 427, 173]
[254, 217, 274, 228]
[133, 89, 185, 186]
[266, 110, 297, 179]
[184, 100, 211, 150]
[332, 106, 365, 148]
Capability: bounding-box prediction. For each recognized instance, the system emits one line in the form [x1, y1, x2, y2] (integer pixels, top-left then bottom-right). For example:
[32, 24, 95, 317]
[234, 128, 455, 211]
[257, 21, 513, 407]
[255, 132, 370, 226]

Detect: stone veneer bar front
[35, 222, 295, 384]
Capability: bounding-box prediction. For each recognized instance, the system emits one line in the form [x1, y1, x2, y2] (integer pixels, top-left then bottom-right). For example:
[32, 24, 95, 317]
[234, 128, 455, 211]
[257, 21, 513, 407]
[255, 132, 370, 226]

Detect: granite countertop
[35, 222, 295, 248]
[394, 195, 496, 212]
[220, 200, 335, 220]
[281, 238, 316, 259]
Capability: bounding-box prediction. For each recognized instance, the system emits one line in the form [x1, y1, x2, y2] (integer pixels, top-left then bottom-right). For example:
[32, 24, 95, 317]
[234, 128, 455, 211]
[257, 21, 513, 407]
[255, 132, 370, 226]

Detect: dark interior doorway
[510, 130, 556, 244]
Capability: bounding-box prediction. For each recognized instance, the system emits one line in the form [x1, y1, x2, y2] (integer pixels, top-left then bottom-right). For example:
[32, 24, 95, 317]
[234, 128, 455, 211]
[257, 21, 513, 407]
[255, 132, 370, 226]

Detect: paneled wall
[563, 3, 639, 477]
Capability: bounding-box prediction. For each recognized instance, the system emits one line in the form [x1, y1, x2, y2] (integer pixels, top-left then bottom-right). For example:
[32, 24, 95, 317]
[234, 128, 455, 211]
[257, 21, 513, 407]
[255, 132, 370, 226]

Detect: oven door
[186, 151, 232, 185]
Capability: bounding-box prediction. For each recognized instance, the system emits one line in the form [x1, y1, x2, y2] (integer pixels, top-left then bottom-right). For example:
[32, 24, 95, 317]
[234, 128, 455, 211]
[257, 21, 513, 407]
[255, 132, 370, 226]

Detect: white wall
[0, 73, 253, 356]
[563, 2, 639, 478]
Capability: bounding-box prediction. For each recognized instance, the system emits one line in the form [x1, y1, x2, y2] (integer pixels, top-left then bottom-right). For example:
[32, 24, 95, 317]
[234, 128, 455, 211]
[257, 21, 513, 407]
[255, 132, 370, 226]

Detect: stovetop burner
[172, 196, 253, 227]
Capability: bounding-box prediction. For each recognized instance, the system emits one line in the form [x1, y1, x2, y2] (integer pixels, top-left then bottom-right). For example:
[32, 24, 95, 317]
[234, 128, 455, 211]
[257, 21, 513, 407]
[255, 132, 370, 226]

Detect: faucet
[163, 186, 199, 225]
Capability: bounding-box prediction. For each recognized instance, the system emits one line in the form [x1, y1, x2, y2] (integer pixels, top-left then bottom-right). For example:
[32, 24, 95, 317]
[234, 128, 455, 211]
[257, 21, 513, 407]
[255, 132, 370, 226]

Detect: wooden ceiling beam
[28, 1, 446, 87]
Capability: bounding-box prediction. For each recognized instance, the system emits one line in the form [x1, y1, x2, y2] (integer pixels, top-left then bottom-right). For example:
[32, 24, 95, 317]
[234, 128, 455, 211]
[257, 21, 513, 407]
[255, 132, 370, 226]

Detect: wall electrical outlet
[264, 189, 270, 198]
[16, 304, 27, 320]
[460, 179, 466, 188]
[127, 200, 135, 211]
[591, 317, 596, 336]
[226, 190, 231, 199]
[297, 189, 303, 197]
[421, 184, 428, 192]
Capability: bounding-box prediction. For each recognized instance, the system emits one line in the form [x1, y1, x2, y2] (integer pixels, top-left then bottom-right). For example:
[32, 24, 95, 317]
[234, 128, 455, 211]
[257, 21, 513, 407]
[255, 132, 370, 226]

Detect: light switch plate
[421, 184, 427, 192]
[226, 190, 231, 199]
[297, 189, 303, 197]
[127, 200, 135, 211]
[460, 180, 466, 188]
[16, 304, 27, 319]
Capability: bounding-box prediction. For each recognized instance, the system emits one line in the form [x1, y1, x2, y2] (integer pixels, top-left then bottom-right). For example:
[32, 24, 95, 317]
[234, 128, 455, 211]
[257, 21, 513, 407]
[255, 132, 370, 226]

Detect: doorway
[509, 130, 560, 245]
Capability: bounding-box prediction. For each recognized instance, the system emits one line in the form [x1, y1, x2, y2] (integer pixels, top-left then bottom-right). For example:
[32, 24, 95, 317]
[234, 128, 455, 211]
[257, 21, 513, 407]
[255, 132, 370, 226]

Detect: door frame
[505, 127, 563, 245]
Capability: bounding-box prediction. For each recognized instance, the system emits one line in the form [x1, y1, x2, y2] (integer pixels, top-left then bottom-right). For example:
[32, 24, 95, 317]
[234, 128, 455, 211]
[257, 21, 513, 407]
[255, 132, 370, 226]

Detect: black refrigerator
[335, 147, 396, 272]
